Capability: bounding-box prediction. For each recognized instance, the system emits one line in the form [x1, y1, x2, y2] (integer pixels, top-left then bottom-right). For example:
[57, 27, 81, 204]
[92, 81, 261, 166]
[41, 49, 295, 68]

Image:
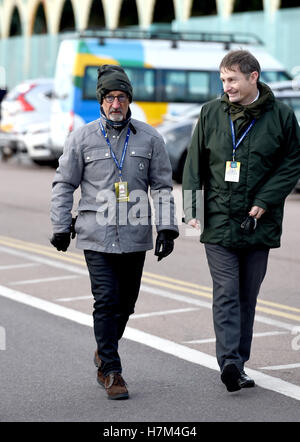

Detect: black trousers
[84, 250, 146, 376]
[205, 244, 269, 372]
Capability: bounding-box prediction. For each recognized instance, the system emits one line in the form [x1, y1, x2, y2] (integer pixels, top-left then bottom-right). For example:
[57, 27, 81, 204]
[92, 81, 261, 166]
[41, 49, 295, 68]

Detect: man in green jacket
[182, 50, 300, 393]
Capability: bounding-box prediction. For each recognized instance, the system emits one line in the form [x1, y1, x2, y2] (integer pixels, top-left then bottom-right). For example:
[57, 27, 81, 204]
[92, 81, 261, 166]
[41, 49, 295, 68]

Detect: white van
[49, 29, 291, 158]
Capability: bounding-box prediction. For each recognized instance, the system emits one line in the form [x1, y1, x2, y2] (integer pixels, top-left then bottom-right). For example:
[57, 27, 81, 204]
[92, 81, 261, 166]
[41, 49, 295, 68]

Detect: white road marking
[0, 284, 92, 327]
[184, 337, 216, 344]
[0, 263, 40, 271]
[0, 246, 88, 275]
[140, 283, 213, 308]
[56, 294, 92, 302]
[131, 307, 199, 319]
[0, 245, 297, 332]
[1, 283, 300, 402]
[254, 314, 297, 332]
[260, 363, 300, 371]
[141, 284, 298, 332]
[184, 331, 289, 344]
[9, 275, 80, 286]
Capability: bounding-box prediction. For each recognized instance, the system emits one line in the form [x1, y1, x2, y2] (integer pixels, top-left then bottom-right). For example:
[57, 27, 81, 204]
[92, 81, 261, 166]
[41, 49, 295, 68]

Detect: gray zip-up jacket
[51, 116, 179, 253]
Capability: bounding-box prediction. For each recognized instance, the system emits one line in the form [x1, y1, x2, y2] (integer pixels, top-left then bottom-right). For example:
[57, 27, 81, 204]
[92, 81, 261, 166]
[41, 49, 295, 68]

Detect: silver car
[0, 78, 55, 165]
[157, 106, 200, 183]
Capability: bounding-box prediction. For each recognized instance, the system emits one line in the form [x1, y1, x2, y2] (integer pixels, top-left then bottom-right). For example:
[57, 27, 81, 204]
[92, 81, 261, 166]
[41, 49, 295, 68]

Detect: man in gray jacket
[50, 65, 179, 400]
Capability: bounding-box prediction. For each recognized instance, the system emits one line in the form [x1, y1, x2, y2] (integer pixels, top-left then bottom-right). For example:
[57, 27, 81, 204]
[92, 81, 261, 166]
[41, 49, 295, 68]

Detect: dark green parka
[182, 82, 300, 249]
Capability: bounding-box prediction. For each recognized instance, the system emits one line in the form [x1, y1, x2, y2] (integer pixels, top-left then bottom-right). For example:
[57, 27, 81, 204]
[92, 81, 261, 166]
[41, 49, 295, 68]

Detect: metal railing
[77, 28, 263, 49]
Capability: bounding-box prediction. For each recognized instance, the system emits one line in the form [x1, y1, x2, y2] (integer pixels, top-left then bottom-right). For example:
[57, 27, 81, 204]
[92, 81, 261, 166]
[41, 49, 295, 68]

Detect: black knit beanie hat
[96, 64, 133, 103]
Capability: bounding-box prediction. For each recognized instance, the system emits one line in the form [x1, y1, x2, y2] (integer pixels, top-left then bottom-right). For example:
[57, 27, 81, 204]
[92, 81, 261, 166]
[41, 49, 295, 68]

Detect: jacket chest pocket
[129, 147, 152, 175]
[83, 149, 113, 180]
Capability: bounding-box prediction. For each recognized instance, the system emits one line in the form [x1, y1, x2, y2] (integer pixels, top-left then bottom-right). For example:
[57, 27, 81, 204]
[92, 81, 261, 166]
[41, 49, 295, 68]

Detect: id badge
[115, 181, 129, 202]
[225, 161, 241, 182]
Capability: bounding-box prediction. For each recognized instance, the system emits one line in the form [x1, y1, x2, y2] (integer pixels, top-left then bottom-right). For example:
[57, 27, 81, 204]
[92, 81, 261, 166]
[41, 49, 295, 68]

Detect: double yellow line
[0, 235, 300, 322]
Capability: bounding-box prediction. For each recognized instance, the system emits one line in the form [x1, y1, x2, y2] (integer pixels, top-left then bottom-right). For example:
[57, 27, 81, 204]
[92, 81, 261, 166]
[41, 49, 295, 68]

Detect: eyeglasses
[104, 94, 128, 104]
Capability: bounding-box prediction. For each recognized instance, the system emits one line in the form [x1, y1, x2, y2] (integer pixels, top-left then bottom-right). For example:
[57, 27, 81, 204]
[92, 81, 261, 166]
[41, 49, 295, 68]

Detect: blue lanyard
[99, 120, 131, 180]
[230, 117, 256, 162]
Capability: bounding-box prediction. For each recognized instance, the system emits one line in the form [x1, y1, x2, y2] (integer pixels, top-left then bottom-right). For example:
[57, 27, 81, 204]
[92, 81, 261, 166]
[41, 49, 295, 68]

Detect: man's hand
[248, 206, 266, 219]
[188, 219, 200, 229]
[50, 232, 71, 252]
[155, 230, 175, 262]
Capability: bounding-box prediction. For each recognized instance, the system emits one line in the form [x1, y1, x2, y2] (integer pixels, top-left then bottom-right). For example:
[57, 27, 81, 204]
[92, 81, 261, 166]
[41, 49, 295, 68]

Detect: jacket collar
[221, 82, 275, 121]
[100, 106, 132, 131]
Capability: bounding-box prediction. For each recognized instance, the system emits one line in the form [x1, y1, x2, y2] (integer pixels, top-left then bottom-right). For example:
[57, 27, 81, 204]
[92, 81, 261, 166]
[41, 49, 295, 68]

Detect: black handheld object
[241, 215, 257, 233]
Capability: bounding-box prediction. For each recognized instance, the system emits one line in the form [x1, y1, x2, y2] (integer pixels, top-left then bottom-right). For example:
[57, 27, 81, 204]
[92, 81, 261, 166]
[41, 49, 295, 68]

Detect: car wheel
[32, 159, 58, 168]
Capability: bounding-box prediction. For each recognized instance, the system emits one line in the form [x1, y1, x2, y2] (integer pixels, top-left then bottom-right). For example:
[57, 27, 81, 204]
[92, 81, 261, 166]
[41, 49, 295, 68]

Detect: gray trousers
[205, 244, 269, 372]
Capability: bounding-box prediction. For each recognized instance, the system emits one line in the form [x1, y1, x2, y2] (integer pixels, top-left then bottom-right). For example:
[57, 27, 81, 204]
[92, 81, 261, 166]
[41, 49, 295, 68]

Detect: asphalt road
[1, 157, 300, 423]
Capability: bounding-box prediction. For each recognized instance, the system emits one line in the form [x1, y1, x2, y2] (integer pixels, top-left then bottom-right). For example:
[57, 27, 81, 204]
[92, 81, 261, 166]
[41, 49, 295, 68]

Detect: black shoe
[221, 364, 241, 392]
[238, 370, 255, 388]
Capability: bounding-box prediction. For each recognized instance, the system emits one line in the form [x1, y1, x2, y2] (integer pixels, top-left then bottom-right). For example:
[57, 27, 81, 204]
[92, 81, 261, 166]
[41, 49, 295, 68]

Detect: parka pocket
[84, 149, 111, 163]
[83, 148, 113, 181]
[75, 210, 107, 244]
[128, 219, 152, 244]
[129, 147, 152, 175]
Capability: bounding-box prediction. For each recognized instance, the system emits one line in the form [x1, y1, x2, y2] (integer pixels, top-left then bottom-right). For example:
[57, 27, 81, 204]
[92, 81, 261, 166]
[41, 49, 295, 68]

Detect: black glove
[70, 217, 77, 239]
[50, 232, 71, 252]
[155, 230, 175, 262]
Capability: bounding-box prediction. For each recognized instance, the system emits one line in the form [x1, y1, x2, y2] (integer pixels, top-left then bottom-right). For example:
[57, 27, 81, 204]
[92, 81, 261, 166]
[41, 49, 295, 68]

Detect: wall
[173, 7, 300, 77]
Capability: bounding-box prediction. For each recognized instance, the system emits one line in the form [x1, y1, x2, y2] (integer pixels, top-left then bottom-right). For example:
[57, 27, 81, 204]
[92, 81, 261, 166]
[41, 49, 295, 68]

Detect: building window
[153, 0, 175, 23]
[280, 0, 300, 8]
[191, 0, 217, 17]
[59, 0, 76, 32]
[33, 2, 48, 34]
[9, 7, 22, 36]
[233, 0, 263, 12]
[87, 0, 105, 28]
[119, 0, 139, 27]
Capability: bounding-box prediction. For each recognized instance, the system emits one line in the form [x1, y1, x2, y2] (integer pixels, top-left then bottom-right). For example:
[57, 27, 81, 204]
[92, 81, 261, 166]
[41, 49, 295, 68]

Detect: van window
[82, 66, 291, 104]
[124, 67, 155, 101]
[161, 70, 212, 102]
[83, 66, 218, 103]
[84, 66, 98, 100]
[83, 66, 156, 101]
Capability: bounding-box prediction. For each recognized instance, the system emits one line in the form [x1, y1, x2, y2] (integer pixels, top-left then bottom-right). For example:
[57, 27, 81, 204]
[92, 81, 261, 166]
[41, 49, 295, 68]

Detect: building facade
[0, 0, 292, 38]
[0, 0, 299, 88]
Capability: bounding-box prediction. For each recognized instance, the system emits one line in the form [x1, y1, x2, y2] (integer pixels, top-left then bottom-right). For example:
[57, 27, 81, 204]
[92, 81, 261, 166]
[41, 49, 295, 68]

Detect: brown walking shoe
[104, 373, 129, 400]
[94, 351, 105, 388]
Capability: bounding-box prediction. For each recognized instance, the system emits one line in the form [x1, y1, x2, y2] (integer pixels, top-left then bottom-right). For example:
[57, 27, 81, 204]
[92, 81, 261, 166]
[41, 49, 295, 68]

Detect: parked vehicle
[273, 86, 300, 191]
[0, 88, 7, 120]
[50, 28, 291, 158]
[0, 78, 54, 163]
[19, 121, 57, 166]
[157, 105, 200, 183]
